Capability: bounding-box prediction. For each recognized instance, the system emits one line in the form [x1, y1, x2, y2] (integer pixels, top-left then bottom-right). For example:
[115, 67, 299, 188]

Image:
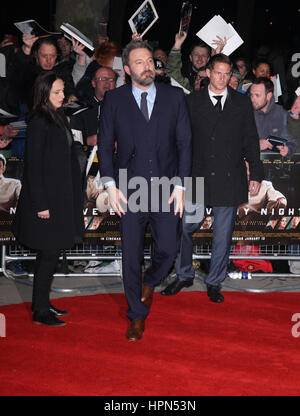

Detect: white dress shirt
[208, 86, 228, 110]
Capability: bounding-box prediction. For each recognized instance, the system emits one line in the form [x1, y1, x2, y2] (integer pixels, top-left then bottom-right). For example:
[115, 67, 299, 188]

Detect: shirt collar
[208, 86, 228, 100]
[132, 82, 156, 102]
[208, 86, 228, 109]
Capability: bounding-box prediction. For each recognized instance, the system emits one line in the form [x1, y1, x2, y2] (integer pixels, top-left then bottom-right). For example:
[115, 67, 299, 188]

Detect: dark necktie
[140, 92, 149, 121]
[213, 95, 222, 113]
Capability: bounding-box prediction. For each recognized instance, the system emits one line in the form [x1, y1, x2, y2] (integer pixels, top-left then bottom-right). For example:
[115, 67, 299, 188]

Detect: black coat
[75, 60, 101, 101]
[13, 110, 84, 250]
[186, 86, 264, 206]
[70, 96, 101, 146]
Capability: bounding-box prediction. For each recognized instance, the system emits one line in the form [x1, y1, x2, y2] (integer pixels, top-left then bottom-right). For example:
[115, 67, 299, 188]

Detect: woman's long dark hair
[32, 71, 64, 127]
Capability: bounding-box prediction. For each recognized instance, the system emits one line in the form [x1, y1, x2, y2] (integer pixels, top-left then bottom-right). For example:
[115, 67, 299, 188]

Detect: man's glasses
[94, 77, 116, 82]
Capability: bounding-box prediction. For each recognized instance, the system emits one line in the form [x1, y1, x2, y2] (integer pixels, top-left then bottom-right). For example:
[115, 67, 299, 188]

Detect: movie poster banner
[1, 152, 300, 246]
[192, 153, 300, 245]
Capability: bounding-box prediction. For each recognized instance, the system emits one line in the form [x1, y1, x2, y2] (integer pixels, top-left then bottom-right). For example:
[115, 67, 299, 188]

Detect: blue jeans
[175, 203, 237, 288]
[175, 201, 204, 281]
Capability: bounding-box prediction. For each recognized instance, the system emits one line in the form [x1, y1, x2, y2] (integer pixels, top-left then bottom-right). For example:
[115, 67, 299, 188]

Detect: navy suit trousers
[120, 210, 180, 321]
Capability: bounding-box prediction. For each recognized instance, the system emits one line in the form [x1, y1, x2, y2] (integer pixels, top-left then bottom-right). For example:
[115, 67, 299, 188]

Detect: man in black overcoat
[161, 54, 264, 302]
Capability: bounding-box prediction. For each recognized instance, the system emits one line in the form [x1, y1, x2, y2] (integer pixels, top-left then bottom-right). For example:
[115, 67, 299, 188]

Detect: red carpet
[1, 291, 300, 396]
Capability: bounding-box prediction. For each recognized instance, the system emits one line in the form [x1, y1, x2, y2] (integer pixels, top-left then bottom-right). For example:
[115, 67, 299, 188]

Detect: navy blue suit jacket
[97, 82, 192, 189]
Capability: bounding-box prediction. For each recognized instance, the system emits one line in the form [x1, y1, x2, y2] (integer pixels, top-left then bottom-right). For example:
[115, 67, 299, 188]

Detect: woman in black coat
[13, 71, 84, 326]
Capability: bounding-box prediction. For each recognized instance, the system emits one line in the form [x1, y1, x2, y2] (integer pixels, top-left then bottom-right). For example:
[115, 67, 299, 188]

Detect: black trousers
[32, 249, 61, 313]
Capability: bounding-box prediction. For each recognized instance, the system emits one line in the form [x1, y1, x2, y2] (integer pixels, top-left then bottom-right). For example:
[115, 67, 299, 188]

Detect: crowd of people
[0, 22, 300, 335]
[0, 28, 299, 153]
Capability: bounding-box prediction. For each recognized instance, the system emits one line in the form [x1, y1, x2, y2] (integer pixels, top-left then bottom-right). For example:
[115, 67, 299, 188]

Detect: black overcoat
[186, 86, 264, 206]
[13, 110, 84, 250]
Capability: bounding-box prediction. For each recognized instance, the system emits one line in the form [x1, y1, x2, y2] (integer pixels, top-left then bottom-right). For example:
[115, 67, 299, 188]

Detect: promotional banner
[193, 153, 300, 245]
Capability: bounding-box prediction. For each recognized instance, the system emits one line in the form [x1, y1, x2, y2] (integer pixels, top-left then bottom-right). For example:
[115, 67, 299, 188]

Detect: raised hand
[22, 32, 39, 54]
[71, 37, 86, 57]
[174, 31, 187, 50]
[132, 32, 143, 41]
[211, 36, 227, 55]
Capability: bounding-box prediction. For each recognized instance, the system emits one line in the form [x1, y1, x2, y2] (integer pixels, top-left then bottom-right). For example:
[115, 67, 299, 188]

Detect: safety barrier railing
[0, 243, 151, 293]
[2, 243, 300, 293]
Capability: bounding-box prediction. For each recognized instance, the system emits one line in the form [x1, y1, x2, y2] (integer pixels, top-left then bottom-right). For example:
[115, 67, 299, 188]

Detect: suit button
[211, 172, 215, 176]
[227, 172, 231, 176]
[211, 154, 215, 158]
[211, 137, 215, 141]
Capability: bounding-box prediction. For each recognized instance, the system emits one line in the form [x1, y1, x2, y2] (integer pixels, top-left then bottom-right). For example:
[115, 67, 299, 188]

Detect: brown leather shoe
[126, 319, 145, 341]
[141, 285, 154, 309]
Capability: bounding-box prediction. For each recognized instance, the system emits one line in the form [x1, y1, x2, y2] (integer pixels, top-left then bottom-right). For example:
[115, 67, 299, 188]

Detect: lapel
[196, 87, 216, 118]
[195, 86, 239, 132]
[194, 87, 220, 134]
[149, 82, 160, 122]
[222, 87, 237, 116]
[148, 82, 160, 149]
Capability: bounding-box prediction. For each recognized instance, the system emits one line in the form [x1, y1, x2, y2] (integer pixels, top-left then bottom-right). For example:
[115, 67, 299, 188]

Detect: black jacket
[70, 96, 101, 146]
[12, 110, 84, 249]
[75, 60, 101, 101]
[186, 86, 264, 206]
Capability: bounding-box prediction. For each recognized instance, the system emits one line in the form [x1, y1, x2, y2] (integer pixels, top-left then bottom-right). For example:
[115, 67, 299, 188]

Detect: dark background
[1, 0, 299, 60]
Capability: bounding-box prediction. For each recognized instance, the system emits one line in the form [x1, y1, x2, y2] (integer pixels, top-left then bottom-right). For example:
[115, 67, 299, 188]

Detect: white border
[128, 0, 159, 38]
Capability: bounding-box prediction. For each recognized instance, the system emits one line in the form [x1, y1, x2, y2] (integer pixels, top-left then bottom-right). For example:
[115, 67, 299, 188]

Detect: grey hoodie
[253, 96, 296, 157]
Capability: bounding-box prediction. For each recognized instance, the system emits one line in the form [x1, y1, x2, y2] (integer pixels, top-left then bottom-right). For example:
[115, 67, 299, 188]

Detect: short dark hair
[207, 53, 233, 71]
[33, 71, 64, 126]
[252, 58, 271, 71]
[234, 56, 249, 72]
[122, 40, 153, 67]
[32, 36, 59, 57]
[251, 77, 274, 94]
[189, 41, 211, 57]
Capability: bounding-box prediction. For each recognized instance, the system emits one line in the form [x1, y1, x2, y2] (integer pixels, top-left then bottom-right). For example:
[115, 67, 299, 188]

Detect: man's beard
[254, 99, 268, 111]
[130, 69, 155, 87]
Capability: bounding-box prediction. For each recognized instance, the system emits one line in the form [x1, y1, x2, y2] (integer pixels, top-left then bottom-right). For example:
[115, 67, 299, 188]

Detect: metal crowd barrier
[0, 243, 151, 293]
[1, 243, 300, 293]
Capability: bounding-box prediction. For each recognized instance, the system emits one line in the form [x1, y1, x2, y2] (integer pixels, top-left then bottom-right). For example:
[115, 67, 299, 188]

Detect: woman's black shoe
[33, 311, 66, 326]
[49, 303, 69, 316]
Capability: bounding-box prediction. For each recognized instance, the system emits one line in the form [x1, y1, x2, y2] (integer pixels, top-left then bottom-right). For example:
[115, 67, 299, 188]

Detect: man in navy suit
[98, 40, 192, 341]
[161, 53, 264, 302]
